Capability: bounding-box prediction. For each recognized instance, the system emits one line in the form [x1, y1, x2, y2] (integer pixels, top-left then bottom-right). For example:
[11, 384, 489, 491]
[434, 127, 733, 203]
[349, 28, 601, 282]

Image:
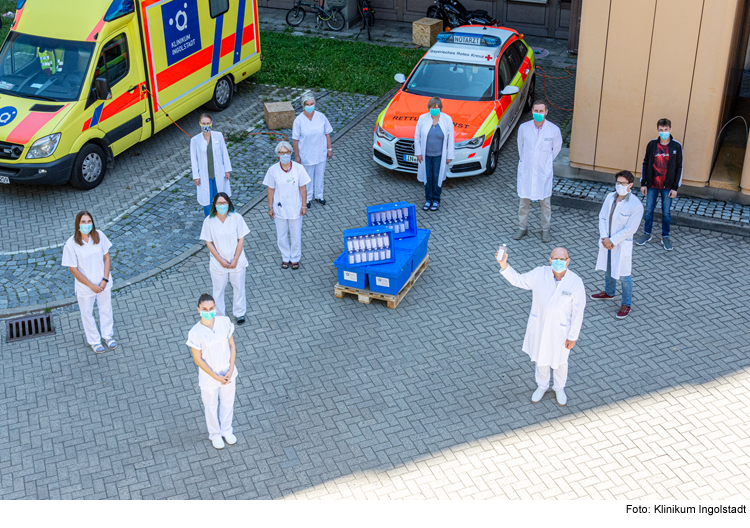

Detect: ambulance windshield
[0, 32, 95, 102]
[403, 60, 495, 102]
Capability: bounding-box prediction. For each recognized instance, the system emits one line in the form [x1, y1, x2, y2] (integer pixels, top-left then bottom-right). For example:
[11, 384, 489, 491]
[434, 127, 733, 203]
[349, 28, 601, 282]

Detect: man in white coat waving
[591, 171, 644, 320]
[496, 246, 586, 406]
[515, 101, 562, 243]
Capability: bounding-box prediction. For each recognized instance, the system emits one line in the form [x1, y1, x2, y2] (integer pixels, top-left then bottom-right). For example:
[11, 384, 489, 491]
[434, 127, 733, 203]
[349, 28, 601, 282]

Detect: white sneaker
[223, 433, 237, 445]
[555, 389, 567, 406]
[211, 437, 225, 449]
[531, 387, 547, 403]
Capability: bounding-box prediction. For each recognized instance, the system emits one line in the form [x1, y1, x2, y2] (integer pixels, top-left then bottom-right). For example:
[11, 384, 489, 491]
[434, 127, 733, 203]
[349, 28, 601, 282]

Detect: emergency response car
[0, 0, 261, 189]
[373, 27, 535, 177]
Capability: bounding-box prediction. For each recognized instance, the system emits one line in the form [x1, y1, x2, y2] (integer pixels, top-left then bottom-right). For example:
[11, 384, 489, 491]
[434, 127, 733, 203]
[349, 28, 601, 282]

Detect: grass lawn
[0, 0, 15, 44]
[255, 30, 425, 96]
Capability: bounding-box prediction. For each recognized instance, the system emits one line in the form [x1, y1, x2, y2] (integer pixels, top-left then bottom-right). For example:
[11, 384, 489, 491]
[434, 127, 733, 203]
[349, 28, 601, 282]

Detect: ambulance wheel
[70, 144, 107, 190]
[206, 76, 234, 112]
[484, 133, 500, 175]
[524, 76, 536, 112]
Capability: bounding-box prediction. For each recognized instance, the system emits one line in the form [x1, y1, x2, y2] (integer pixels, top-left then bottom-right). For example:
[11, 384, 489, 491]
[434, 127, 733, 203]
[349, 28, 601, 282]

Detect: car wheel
[206, 75, 233, 112]
[70, 143, 107, 190]
[483, 133, 500, 175]
[524, 76, 536, 112]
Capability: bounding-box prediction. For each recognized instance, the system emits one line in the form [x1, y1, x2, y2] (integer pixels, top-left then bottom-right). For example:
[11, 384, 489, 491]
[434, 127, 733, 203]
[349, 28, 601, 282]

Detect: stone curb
[0, 85, 397, 320]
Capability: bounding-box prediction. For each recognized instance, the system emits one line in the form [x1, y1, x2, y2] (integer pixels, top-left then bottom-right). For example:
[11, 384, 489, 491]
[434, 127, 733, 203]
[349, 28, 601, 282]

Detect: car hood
[0, 94, 73, 146]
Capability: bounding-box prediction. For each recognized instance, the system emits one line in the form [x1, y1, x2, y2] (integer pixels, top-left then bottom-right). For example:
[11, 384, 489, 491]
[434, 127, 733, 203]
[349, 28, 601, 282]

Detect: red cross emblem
[484, 54, 492, 61]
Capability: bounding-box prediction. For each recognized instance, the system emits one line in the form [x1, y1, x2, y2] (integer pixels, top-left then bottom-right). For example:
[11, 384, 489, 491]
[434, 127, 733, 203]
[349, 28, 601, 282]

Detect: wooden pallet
[334, 255, 429, 309]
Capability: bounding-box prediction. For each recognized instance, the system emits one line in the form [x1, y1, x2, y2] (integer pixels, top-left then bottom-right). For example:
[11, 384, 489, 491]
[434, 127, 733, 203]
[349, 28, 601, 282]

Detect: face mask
[659, 131, 670, 141]
[429, 108, 440, 117]
[200, 310, 216, 321]
[550, 259, 567, 273]
[616, 184, 630, 196]
[201, 125, 212, 133]
[304, 105, 315, 113]
[216, 204, 229, 215]
[279, 153, 292, 164]
[79, 223, 93, 235]
[533, 112, 545, 123]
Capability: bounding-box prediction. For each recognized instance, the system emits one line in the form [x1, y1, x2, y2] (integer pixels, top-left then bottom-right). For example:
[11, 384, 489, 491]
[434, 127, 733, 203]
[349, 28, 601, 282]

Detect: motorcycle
[426, 0, 498, 30]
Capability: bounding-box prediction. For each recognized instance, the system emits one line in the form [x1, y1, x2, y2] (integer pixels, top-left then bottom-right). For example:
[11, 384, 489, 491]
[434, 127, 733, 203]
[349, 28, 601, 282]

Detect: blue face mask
[216, 204, 229, 216]
[429, 108, 440, 117]
[79, 223, 93, 235]
[533, 112, 545, 123]
[279, 153, 292, 164]
[659, 131, 670, 141]
[304, 105, 315, 113]
[200, 310, 216, 321]
[551, 259, 567, 273]
[201, 125, 212, 133]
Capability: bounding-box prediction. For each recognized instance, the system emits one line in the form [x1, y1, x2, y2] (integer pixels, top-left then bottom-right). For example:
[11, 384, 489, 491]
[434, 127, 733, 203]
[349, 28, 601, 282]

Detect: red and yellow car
[373, 26, 535, 177]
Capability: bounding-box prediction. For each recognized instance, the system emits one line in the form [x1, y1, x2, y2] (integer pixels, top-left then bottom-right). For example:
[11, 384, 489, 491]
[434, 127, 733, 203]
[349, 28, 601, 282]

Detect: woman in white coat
[293, 93, 333, 208]
[190, 113, 232, 217]
[496, 246, 586, 406]
[61, 211, 117, 354]
[263, 141, 310, 270]
[200, 192, 251, 325]
[591, 171, 644, 319]
[414, 97, 454, 211]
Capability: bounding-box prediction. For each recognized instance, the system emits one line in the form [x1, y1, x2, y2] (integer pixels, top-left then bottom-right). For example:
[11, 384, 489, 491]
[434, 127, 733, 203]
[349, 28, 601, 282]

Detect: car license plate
[403, 154, 417, 163]
[0, 176, 9, 184]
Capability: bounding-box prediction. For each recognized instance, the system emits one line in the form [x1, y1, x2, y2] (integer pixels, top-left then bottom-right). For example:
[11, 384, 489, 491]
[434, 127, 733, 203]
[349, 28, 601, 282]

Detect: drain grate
[6, 313, 55, 342]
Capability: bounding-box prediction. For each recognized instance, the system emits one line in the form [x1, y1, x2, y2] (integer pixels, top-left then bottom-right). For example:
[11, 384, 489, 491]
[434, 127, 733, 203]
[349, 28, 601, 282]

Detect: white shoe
[223, 433, 237, 445]
[531, 387, 547, 403]
[555, 389, 567, 406]
[211, 437, 225, 449]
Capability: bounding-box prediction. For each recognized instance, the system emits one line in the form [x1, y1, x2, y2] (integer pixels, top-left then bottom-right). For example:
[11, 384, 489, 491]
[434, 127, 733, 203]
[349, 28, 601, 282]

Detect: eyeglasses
[278, 151, 291, 155]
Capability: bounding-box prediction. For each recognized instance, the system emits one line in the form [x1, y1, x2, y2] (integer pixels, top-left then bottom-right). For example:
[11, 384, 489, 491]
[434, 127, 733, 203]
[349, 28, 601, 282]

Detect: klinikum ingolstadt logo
[162, 0, 202, 67]
[0, 106, 18, 127]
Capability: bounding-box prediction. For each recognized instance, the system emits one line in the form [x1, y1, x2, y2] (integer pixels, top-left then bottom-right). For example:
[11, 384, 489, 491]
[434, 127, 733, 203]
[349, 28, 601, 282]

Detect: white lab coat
[596, 192, 644, 279]
[190, 131, 233, 206]
[516, 120, 562, 200]
[501, 265, 586, 368]
[414, 112, 455, 187]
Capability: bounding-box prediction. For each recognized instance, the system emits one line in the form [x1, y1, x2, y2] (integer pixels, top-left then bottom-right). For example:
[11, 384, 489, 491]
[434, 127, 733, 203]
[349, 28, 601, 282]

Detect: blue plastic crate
[342, 226, 395, 267]
[366, 249, 413, 295]
[367, 201, 417, 239]
[393, 228, 430, 271]
[334, 252, 368, 289]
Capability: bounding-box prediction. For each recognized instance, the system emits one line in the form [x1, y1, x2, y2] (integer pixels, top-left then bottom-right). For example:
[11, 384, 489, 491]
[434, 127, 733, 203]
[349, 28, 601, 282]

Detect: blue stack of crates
[335, 202, 430, 295]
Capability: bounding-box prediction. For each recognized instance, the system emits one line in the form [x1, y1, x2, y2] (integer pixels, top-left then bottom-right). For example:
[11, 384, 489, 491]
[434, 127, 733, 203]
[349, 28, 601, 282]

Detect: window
[95, 34, 129, 88]
[497, 54, 512, 88]
[210, 0, 229, 18]
[506, 45, 524, 75]
[403, 60, 495, 102]
[514, 41, 529, 68]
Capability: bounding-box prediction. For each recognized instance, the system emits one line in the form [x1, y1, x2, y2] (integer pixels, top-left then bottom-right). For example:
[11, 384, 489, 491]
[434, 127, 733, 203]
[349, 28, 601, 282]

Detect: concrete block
[412, 17, 443, 48]
[263, 101, 295, 130]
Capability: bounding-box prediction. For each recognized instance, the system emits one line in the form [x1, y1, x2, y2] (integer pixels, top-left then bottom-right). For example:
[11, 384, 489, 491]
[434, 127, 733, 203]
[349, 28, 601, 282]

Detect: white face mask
[616, 183, 630, 196]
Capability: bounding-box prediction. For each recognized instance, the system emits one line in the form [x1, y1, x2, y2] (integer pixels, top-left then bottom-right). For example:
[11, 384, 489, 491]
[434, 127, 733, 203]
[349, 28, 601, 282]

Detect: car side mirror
[94, 77, 112, 100]
[500, 85, 520, 96]
[394, 73, 406, 84]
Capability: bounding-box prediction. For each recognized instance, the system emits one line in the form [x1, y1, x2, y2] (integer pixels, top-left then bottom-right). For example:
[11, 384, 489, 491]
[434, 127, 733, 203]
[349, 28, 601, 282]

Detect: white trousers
[304, 161, 326, 201]
[274, 216, 302, 262]
[200, 380, 236, 441]
[210, 268, 247, 318]
[77, 290, 114, 345]
[535, 363, 568, 391]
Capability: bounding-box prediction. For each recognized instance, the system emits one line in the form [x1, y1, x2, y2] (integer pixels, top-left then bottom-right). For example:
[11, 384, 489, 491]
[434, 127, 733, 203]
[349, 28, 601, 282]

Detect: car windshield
[0, 32, 95, 102]
[403, 60, 495, 102]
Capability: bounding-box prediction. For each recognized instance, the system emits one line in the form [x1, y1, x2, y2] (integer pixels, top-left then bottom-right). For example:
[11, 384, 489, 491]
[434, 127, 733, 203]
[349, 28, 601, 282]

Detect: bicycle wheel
[326, 9, 345, 31]
[286, 6, 306, 26]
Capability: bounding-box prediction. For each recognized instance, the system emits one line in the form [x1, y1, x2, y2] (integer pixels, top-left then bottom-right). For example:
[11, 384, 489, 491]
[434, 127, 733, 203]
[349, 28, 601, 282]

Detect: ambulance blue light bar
[104, 0, 135, 21]
[436, 32, 502, 47]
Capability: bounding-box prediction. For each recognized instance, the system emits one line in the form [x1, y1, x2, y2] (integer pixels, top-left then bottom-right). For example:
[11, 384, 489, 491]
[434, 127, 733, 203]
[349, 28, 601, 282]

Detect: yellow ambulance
[0, 0, 261, 189]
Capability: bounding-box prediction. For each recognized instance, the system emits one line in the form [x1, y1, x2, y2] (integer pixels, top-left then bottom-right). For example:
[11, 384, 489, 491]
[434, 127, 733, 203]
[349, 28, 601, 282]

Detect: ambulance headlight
[455, 135, 484, 149]
[26, 134, 61, 159]
[376, 124, 395, 141]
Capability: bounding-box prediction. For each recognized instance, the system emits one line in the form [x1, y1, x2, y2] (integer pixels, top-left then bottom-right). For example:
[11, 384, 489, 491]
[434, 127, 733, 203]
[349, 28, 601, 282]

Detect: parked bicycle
[286, 0, 346, 31]
[355, 0, 375, 41]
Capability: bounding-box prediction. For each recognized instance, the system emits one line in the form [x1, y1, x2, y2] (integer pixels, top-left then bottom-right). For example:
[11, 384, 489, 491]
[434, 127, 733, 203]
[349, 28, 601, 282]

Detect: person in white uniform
[591, 171, 644, 320]
[293, 94, 332, 208]
[496, 246, 586, 406]
[200, 192, 251, 325]
[190, 113, 232, 218]
[186, 293, 238, 450]
[515, 101, 562, 243]
[263, 141, 310, 270]
[414, 97, 455, 211]
[61, 211, 117, 354]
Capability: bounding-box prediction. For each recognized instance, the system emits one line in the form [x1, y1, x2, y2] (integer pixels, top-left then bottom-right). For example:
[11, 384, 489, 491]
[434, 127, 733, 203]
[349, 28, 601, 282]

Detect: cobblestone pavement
[1, 97, 748, 500]
[0, 85, 378, 309]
